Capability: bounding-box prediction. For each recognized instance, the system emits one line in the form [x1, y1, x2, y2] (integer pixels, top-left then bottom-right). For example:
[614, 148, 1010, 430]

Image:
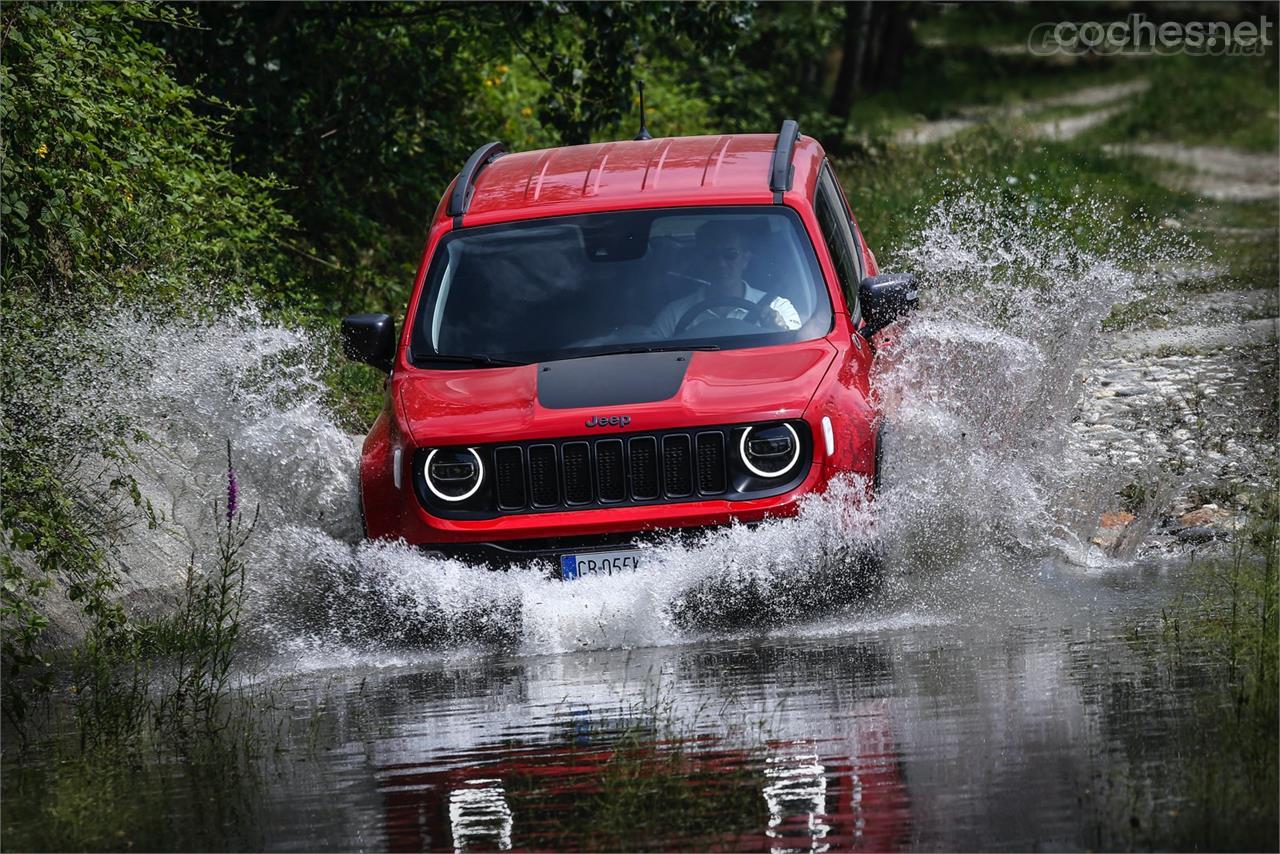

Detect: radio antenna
[634, 79, 652, 141]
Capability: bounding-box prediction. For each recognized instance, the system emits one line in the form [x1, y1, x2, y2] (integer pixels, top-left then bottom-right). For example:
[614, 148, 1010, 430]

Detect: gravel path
[893, 78, 1150, 146]
[1104, 143, 1280, 202]
[1076, 342, 1277, 511]
[1109, 317, 1278, 354]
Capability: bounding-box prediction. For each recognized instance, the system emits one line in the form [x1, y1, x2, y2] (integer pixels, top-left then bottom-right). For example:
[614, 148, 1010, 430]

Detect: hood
[396, 341, 837, 446]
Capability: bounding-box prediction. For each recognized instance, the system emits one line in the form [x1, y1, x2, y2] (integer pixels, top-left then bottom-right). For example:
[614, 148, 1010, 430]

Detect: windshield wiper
[568, 344, 721, 359]
[623, 344, 720, 354]
[412, 352, 529, 368]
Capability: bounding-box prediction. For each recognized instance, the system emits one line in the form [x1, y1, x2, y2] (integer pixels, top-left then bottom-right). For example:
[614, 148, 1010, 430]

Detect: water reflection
[367, 633, 916, 852]
[446, 780, 512, 852]
[763, 746, 831, 852]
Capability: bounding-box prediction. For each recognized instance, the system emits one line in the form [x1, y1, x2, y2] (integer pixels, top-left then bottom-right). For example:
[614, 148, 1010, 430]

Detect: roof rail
[447, 141, 507, 222]
[769, 119, 800, 199]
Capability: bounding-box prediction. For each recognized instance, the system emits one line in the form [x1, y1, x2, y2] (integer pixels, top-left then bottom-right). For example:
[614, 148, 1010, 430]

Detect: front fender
[360, 399, 407, 540]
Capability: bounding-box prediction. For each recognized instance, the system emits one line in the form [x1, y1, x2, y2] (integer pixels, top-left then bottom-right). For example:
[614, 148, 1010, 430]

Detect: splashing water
[872, 192, 1194, 571]
[24, 192, 1196, 664]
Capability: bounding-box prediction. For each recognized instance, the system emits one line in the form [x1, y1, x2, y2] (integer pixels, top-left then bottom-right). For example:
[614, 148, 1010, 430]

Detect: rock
[1176, 525, 1222, 544]
[1092, 510, 1137, 553]
[1099, 510, 1136, 528]
[1175, 504, 1232, 530]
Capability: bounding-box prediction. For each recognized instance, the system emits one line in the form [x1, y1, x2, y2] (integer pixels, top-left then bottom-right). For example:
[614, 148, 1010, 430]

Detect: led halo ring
[739, 423, 801, 479]
[423, 447, 485, 502]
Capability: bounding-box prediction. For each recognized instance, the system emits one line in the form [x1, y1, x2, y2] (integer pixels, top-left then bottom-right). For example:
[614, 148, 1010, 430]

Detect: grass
[1, 723, 266, 852]
[836, 130, 1197, 262]
[1, 445, 261, 847]
[1077, 496, 1279, 851]
[550, 733, 767, 850]
[1151, 494, 1279, 849]
[1088, 52, 1280, 152]
[1187, 198, 1280, 291]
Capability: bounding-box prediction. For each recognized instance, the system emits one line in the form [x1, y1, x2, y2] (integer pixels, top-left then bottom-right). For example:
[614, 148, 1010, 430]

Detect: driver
[649, 221, 802, 339]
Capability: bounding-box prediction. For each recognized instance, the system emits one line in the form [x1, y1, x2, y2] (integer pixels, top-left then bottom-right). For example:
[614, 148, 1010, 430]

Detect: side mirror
[858, 273, 919, 337]
[341, 313, 395, 372]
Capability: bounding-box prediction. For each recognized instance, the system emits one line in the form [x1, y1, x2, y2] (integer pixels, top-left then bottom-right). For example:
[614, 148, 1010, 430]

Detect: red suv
[342, 121, 916, 578]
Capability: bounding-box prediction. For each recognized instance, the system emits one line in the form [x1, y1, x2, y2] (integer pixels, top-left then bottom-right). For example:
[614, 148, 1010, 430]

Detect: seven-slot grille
[493, 430, 728, 512]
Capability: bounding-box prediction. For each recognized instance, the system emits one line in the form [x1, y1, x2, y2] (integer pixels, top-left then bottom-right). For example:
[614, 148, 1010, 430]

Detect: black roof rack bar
[448, 141, 507, 221]
[769, 119, 800, 197]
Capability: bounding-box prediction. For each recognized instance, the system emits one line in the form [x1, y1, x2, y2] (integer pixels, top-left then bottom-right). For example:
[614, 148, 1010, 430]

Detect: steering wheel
[673, 296, 768, 334]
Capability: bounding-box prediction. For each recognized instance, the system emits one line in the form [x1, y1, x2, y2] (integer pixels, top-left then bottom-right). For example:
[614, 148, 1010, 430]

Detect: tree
[160, 1, 747, 313]
[827, 2, 921, 122]
[0, 2, 290, 300]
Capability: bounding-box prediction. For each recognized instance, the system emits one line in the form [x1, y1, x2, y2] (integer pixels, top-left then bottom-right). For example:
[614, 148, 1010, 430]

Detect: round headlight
[423, 447, 484, 502]
[739, 423, 800, 478]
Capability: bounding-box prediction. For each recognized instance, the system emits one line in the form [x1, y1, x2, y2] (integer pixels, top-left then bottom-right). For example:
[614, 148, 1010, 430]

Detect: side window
[814, 164, 862, 323]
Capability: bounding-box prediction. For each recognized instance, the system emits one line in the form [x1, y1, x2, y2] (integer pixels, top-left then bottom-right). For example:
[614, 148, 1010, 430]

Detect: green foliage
[1094, 51, 1280, 152]
[0, 283, 156, 726]
[0, 407, 142, 731]
[159, 2, 746, 314]
[158, 2, 515, 314]
[688, 2, 850, 137]
[4, 444, 257, 762]
[1171, 494, 1279, 723]
[0, 1, 292, 722]
[508, 2, 748, 145]
[0, 2, 293, 301]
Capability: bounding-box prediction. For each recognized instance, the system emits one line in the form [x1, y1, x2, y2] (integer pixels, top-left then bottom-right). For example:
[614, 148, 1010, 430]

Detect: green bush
[0, 3, 294, 302]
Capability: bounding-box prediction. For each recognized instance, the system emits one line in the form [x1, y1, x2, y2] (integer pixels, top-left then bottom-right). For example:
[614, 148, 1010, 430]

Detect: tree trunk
[868, 2, 914, 92]
[826, 2, 872, 120]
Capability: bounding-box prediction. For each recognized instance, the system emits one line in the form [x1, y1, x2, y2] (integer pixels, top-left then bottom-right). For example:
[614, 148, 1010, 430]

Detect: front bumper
[421, 526, 728, 569]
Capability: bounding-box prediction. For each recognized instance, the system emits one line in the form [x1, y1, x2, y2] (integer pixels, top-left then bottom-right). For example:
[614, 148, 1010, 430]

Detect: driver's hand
[766, 307, 788, 329]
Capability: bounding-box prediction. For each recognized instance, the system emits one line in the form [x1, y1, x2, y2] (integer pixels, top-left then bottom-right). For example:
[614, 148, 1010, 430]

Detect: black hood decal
[537, 351, 691, 410]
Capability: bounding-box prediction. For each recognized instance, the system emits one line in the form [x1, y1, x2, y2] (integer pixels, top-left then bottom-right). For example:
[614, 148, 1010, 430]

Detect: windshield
[410, 207, 832, 366]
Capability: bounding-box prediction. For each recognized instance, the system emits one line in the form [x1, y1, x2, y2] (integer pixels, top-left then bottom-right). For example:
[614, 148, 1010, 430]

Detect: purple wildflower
[225, 439, 239, 528]
[226, 465, 238, 528]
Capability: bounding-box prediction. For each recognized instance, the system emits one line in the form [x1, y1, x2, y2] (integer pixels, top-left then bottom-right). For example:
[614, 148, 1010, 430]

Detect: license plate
[560, 549, 640, 580]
